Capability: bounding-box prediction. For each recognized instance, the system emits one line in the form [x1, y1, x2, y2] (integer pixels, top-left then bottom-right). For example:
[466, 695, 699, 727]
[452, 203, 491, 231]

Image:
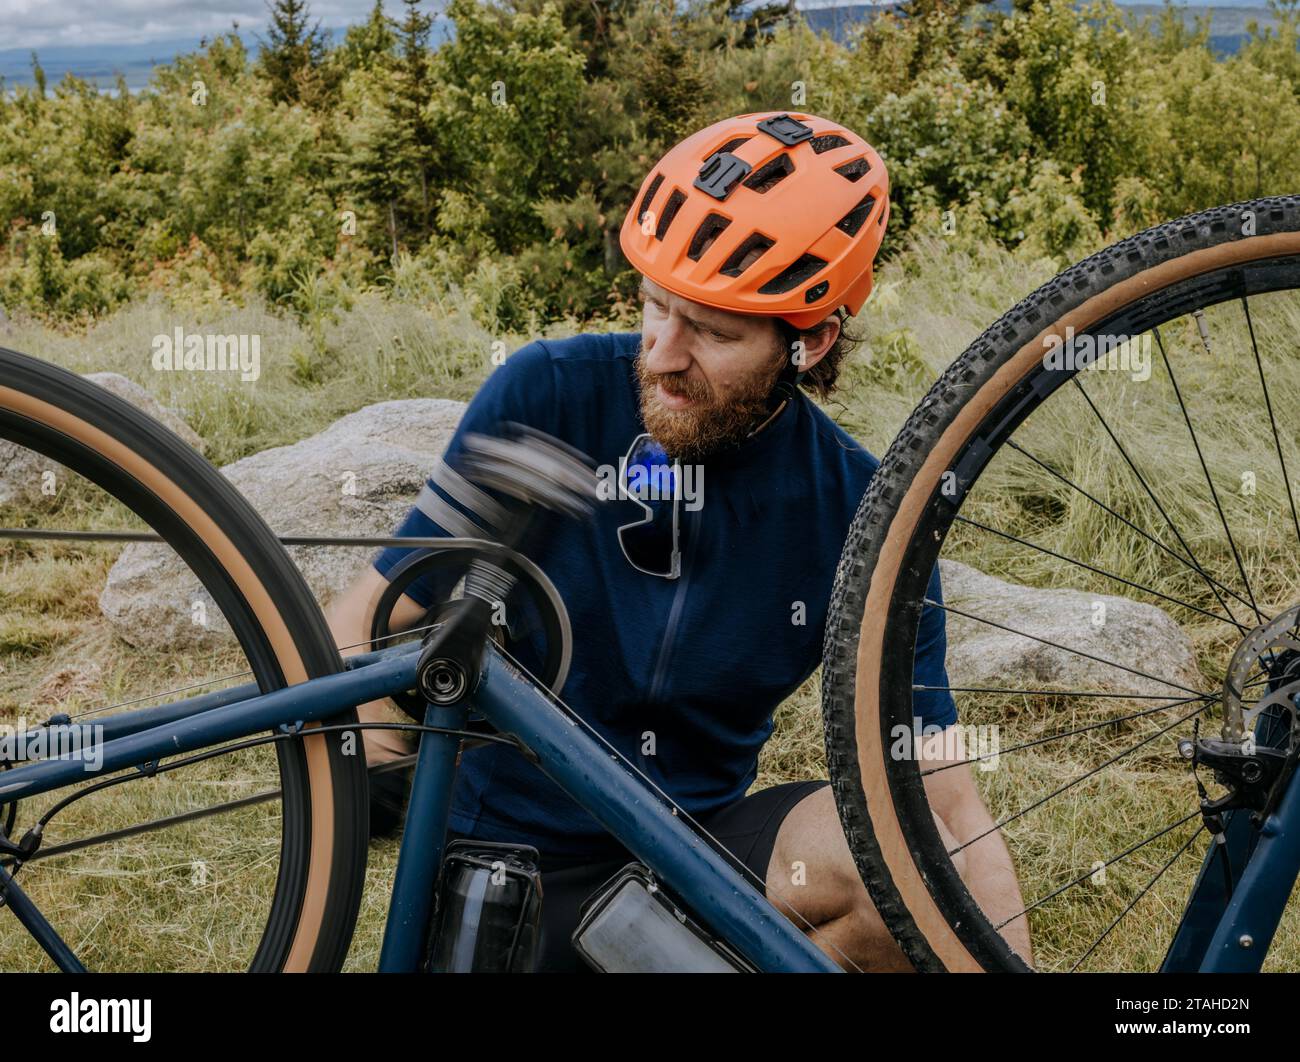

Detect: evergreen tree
[339, 1, 399, 72]
[259, 0, 331, 104]
[344, 89, 408, 260]
[30, 53, 46, 99]
[389, 0, 437, 241]
[504, 0, 639, 79]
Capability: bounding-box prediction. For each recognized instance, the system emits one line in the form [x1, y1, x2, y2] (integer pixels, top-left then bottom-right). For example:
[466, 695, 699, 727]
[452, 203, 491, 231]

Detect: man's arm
[922, 728, 1034, 966]
[329, 339, 560, 766]
[324, 568, 429, 764]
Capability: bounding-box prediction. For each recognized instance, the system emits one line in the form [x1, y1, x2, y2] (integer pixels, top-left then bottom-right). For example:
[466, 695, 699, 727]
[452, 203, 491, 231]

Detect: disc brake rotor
[1223, 604, 1300, 742]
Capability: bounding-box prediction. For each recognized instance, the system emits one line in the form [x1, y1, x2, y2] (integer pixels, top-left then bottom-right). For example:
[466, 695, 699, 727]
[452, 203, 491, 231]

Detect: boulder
[99, 398, 466, 650]
[0, 372, 204, 507]
[936, 559, 1202, 697]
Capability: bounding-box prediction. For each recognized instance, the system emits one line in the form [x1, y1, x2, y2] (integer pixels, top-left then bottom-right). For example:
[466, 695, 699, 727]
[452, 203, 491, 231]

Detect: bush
[0, 0, 1297, 325]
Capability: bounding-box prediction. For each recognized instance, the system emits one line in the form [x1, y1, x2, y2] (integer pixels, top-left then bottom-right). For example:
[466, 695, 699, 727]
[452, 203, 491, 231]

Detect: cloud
[0, 0, 385, 50]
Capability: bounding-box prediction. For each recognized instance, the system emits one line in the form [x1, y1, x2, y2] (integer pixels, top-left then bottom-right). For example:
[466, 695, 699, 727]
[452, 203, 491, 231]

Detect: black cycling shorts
[446, 778, 829, 973]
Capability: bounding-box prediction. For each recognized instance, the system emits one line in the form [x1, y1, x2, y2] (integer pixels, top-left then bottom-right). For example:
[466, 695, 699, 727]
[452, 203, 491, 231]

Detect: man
[326, 111, 1031, 971]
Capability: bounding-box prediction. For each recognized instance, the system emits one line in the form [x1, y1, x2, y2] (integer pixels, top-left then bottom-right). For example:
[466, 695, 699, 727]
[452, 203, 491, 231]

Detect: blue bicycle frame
[0, 637, 839, 973]
[6, 627, 1290, 973]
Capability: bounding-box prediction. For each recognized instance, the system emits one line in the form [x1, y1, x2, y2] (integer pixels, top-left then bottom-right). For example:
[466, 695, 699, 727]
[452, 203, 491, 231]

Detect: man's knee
[767, 787, 874, 922]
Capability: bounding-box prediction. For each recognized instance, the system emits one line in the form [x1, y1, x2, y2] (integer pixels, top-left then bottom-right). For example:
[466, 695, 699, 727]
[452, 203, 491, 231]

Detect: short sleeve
[371, 339, 558, 608]
[912, 562, 958, 728]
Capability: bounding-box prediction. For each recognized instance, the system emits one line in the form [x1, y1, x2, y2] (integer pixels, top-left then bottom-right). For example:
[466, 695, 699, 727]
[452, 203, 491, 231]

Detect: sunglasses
[617, 433, 683, 579]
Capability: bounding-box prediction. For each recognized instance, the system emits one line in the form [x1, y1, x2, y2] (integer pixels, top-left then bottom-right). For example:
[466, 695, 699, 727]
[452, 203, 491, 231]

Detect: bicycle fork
[1164, 695, 1300, 972]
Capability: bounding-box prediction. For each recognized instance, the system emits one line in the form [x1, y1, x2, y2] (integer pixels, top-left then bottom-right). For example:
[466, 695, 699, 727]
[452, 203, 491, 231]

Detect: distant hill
[799, 0, 1287, 52]
[0, 2, 1287, 92]
[1122, 0, 1289, 53]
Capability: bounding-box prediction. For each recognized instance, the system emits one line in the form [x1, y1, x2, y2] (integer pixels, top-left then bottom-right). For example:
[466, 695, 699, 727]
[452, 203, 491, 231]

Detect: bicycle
[0, 193, 1295, 971]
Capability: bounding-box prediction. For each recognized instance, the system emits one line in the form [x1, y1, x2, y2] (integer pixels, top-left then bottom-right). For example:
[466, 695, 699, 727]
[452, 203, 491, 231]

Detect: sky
[0, 0, 390, 50]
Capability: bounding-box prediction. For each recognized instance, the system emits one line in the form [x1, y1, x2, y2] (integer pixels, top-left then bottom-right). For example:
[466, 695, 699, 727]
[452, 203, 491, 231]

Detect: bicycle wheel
[823, 195, 1300, 971]
[0, 347, 369, 971]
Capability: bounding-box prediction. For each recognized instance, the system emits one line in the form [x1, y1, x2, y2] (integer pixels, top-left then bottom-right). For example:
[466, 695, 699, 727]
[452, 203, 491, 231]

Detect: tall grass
[1, 231, 1297, 970]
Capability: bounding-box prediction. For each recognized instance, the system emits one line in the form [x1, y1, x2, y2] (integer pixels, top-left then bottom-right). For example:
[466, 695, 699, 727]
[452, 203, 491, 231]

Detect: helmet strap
[745, 324, 805, 439]
[769, 319, 808, 408]
[769, 358, 805, 408]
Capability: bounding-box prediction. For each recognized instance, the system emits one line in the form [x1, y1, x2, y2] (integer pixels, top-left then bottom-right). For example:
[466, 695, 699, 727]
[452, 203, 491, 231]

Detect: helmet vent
[654, 189, 687, 240]
[719, 233, 775, 277]
[758, 253, 828, 295]
[687, 213, 732, 261]
[833, 157, 871, 183]
[637, 173, 664, 226]
[714, 136, 752, 156]
[743, 155, 794, 194]
[835, 193, 877, 237]
[809, 134, 850, 154]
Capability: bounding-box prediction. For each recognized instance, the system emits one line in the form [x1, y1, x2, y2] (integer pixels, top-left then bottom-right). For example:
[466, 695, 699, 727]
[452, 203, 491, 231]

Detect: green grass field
[1, 231, 1298, 971]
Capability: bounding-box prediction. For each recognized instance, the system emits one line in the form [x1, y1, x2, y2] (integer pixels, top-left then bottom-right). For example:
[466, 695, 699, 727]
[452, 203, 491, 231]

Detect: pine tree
[259, 0, 330, 104]
[389, 0, 437, 241]
[344, 93, 408, 260]
[339, 0, 398, 72]
[30, 53, 46, 99]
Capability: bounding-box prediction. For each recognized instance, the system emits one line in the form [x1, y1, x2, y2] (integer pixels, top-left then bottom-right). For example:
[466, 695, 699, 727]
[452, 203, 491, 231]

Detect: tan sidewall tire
[0, 347, 369, 971]
[822, 197, 1300, 972]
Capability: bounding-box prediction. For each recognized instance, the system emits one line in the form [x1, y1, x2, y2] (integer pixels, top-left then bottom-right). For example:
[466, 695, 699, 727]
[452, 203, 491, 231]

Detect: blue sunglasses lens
[618, 436, 681, 578]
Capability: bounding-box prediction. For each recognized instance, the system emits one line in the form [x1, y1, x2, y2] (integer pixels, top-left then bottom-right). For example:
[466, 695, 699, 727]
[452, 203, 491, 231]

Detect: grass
[1, 232, 1298, 970]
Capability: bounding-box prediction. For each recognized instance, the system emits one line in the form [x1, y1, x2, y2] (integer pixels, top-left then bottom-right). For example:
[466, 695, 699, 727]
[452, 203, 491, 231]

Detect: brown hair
[773, 313, 866, 399]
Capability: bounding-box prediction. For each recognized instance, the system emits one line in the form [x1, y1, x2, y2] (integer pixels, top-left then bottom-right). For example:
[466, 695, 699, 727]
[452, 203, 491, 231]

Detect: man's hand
[324, 567, 427, 765]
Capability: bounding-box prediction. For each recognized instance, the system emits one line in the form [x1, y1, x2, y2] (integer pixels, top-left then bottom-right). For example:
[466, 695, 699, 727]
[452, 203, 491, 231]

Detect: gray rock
[100, 398, 466, 650]
[936, 559, 1203, 697]
[86, 373, 206, 453]
[0, 372, 204, 506]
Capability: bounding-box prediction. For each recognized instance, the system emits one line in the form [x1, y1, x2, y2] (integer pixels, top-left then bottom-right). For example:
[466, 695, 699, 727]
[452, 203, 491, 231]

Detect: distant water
[0, 22, 451, 94]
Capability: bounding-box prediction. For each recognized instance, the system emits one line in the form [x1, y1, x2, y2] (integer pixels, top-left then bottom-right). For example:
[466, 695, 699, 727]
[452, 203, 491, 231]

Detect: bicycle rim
[823, 196, 1300, 971]
[0, 347, 368, 971]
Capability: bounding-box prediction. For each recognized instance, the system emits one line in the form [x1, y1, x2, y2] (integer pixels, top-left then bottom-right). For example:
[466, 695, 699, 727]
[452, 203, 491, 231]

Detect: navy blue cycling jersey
[372, 330, 956, 855]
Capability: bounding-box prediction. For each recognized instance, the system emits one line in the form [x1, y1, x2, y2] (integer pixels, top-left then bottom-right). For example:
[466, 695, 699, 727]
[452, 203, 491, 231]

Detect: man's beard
[635, 340, 786, 462]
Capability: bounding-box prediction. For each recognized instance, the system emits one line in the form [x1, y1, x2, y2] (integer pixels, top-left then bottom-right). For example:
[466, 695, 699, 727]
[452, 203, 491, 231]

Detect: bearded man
[326, 111, 1030, 972]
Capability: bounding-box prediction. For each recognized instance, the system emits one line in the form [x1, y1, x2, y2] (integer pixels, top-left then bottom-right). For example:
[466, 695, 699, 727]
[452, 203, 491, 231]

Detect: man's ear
[787, 318, 839, 372]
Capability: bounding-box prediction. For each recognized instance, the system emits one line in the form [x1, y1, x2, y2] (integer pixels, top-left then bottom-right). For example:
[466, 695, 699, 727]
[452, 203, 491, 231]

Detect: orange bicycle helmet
[619, 111, 889, 331]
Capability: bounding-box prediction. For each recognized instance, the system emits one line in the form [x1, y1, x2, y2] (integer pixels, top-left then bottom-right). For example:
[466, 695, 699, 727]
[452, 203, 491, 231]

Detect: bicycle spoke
[924, 598, 1204, 696]
[915, 685, 1208, 700]
[919, 692, 1213, 773]
[65, 668, 255, 721]
[1242, 296, 1300, 554]
[954, 513, 1239, 627]
[12, 752, 424, 866]
[1153, 323, 1262, 621]
[1069, 824, 1205, 972]
[948, 703, 1207, 854]
[1004, 439, 1252, 621]
[995, 809, 1203, 929]
[1072, 376, 1253, 627]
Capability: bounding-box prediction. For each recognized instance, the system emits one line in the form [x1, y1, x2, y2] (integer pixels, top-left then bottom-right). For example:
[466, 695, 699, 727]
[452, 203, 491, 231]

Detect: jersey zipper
[647, 507, 699, 704]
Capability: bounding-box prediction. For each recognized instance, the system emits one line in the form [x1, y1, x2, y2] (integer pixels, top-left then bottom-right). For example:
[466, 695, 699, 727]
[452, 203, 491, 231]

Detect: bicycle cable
[0, 527, 864, 970]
